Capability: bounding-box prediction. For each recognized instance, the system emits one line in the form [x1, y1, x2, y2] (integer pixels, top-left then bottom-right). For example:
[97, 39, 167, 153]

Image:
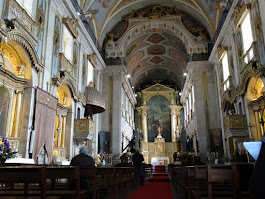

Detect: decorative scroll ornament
[87, 54, 97, 67]
[62, 17, 79, 38]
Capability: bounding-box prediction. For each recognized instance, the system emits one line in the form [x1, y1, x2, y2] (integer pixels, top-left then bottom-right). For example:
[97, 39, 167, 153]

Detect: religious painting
[98, 131, 111, 154]
[147, 95, 171, 142]
[209, 129, 223, 154]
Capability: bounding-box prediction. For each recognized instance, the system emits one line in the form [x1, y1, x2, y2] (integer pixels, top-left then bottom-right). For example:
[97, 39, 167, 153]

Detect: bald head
[79, 145, 89, 155]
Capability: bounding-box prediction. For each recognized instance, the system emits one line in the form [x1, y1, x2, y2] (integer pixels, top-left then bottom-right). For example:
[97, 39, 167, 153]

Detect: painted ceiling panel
[87, 0, 224, 40]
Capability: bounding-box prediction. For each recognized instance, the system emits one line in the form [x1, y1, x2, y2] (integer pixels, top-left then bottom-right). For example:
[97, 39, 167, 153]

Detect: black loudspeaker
[98, 131, 111, 154]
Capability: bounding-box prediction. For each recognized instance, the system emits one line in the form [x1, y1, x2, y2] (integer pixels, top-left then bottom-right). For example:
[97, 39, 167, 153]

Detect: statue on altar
[155, 126, 165, 142]
[157, 127, 162, 138]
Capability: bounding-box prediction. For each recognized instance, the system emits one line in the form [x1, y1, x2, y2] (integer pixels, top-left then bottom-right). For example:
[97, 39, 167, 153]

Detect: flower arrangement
[0, 136, 17, 161]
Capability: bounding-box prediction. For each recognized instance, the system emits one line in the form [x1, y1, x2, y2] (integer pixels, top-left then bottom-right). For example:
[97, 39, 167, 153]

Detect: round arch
[105, 19, 208, 58]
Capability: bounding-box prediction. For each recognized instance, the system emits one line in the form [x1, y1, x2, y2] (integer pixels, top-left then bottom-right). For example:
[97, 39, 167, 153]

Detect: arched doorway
[247, 76, 265, 141]
[0, 41, 34, 156]
[53, 84, 73, 161]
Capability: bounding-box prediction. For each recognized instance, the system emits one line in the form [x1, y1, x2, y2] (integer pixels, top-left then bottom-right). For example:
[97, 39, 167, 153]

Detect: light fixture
[132, 86, 134, 89]
[179, 92, 182, 96]
[183, 72, 188, 77]
[77, 12, 81, 16]
[135, 94, 137, 97]
[126, 74, 131, 78]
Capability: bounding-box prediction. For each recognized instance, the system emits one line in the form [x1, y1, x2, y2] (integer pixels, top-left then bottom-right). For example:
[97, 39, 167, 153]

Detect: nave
[0, 162, 257, 199]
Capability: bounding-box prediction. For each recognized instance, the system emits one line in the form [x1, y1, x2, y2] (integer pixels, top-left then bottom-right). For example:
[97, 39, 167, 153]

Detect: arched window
[51, 16, 61, 77]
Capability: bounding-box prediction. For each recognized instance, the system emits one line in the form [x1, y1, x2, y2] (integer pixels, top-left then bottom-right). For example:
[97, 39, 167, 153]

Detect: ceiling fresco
[79, 0, 228, 91]
[82, 0, 228, 41]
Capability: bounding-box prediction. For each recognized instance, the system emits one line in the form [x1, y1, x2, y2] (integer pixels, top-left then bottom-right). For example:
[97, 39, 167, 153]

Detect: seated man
[70, 145, 95, 188]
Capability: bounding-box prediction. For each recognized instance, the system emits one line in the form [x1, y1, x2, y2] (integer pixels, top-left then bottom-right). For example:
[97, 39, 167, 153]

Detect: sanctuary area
[0, 0, 265, 198]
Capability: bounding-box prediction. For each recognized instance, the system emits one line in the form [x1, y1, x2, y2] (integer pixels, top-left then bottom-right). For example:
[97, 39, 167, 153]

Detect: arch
[98, 0, 214, 43]
[6, 32, 44, 71]
[56, 84, 72, 108]
[246, 76, 264, 102]
[106, 19, 208, 58]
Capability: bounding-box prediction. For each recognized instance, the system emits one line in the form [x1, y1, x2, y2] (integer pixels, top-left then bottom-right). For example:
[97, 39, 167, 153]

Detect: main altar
[136, 83, 182, 164]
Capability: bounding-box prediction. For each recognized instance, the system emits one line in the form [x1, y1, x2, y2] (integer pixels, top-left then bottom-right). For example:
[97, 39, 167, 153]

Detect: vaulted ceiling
[78, 0, 229, 91]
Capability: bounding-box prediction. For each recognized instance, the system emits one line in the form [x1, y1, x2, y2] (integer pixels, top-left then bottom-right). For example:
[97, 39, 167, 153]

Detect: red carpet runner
[127, 165, 174, 199]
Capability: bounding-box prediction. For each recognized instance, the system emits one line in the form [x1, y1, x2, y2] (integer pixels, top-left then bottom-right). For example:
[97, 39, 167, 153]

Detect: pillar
[254, 111, 262, 141]
[136, 107, 142, 131]
[141, 106, 149, 142]
[14, 91, 23, 138]
[169, 105, 178, 142]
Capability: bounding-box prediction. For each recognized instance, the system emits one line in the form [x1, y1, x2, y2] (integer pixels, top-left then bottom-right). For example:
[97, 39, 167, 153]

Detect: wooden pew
[232, 163, 254, 199]
[192, 165, 207, 199]
[96, 167, 119, 199]
[0, 166, 47, 199]
[79, 167, 99, 199]
[45, 166, 87, 199]
[184, 166, 195, 199]
[207, 165, 233, 199]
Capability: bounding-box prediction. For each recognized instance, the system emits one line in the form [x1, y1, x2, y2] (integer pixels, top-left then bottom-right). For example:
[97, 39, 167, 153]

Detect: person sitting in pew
[70, 145, 95, 189]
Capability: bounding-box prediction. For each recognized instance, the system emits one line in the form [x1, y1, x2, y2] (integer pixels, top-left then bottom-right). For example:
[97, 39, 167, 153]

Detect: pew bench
[0, 166, 47, 199]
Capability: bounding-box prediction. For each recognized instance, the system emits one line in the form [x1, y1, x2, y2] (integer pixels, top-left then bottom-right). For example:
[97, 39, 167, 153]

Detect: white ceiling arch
[98, 0, 215, 45]
[105, 17, 208, 58]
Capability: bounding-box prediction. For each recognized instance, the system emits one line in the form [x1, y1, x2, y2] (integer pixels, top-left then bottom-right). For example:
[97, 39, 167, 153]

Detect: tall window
[17, 0, 34, 16]
[222, 52, 230, 91]
[63, 25, 73, 62]
[192, 86, 195, 103]
[87, 60, 94, 85]
[51, 16, 61, 77]
[241, 13, 253, 54]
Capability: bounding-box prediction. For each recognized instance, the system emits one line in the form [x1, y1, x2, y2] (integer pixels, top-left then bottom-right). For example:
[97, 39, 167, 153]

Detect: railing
[208, 0, 233, 53]
[70, 0, 104, 58]
[4, 0, 36, 38]
[224, 115, 248, 132]
[241, 42, 259, 71]
[59, 53, 76, 79]
[221, 75, 232, 93]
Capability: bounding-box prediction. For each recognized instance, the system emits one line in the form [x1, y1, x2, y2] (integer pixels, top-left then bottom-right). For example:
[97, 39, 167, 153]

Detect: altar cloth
[151, 157, 169, 165]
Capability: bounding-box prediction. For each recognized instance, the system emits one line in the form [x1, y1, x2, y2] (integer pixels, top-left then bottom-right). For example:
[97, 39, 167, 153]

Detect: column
[254, 111, 262, 141]
[58, 114, 62, 147]
[7, 90, 16, 138]
[61, 115, 67, 147]
[141, 106, 149, 142]
[169, 105, 177, 142]
[14, 91, 23, 138]
[136, 107, 142, 131]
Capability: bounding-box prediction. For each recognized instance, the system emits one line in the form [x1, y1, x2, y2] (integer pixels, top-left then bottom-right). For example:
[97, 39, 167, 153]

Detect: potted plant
[0, 136, 17, 163]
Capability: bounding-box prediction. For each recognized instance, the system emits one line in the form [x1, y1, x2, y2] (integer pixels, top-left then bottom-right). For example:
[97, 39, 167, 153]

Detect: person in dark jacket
[70, 145, 95, 189]
[249, 136, 265, 199]
[132, 149, 145, 186]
